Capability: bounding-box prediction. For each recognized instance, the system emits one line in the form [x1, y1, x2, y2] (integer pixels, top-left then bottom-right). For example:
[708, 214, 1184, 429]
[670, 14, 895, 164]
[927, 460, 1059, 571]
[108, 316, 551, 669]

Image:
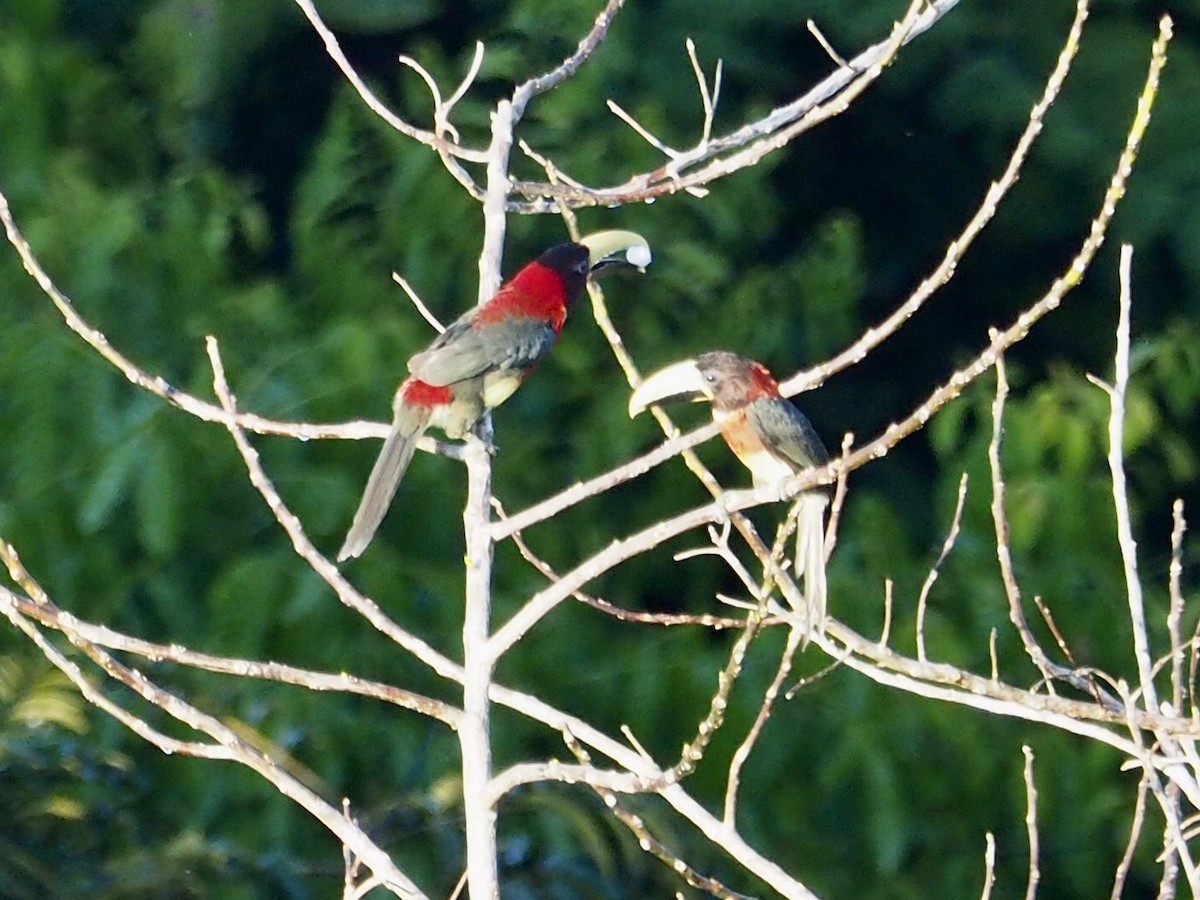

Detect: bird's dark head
[534, 230, 652, 305]
[535, 243, 592, 302]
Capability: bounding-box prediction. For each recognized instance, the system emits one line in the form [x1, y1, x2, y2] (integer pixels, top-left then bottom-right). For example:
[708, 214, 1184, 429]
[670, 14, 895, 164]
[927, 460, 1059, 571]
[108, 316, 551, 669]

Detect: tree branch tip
[716, 594, 756, 611]
[807, 19, 851, 70]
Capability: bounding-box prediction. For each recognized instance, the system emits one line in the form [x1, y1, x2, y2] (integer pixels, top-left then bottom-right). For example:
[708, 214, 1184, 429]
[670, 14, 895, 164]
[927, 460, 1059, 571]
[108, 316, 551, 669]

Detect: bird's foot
[459, 432, 496, 457]
[472, 418, 497, 455]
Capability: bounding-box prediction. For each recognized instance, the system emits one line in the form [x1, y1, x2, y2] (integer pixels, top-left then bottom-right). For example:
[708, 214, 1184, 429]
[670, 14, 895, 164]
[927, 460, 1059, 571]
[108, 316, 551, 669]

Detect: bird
[338, 230, 652, 561]
[628, 351, 830, 640]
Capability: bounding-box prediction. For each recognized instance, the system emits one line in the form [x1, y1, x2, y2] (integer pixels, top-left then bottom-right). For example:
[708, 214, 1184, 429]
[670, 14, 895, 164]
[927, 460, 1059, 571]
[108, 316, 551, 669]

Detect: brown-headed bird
[338, 230, 651, 561]
[628, 351, 829, 639]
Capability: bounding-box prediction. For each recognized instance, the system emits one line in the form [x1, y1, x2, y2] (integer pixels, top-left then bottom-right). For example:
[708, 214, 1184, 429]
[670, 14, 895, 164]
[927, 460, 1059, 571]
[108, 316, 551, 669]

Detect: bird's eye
[703, 372, 717, 383]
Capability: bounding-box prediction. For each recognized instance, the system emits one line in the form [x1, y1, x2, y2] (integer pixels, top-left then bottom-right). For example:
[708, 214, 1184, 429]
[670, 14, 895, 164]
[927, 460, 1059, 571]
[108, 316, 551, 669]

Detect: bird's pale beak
[628, 359, 711, 417]
[579, 230, 652, 275]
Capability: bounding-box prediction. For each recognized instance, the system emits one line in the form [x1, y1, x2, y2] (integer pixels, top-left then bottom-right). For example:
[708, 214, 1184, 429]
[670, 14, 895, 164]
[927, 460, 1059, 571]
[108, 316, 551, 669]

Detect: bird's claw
[470, 418, 497, 455]
[462, 434, 497, 457]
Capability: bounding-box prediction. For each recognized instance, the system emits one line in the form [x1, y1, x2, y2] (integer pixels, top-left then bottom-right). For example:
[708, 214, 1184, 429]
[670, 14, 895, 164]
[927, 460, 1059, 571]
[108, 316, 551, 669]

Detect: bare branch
[990, 351, 1058, 683]
[3, 586, 458, 726]
[1023, 746, 1041, 900]
[607, 35, 723, 198]
[725, 626, 804, 825]
[564, 735, 758, 900]
[290, 0, 487, 163]
[808, 19, 852, 71]
[513, 0, 962, 209]
[1090, 244, 1158, 710]
[824, 431, 856, 556]
[487, 758, 668, 805]
[498, 499, 747, 629]
[0, 546, 426, 899]
[1111, 775, 1150, 900]
[980, 831, 997, 900]
[880, 578, 894, 648]
[1169, 500, 1188, 712]
[779, 0, 1090, 399]
[392, 271, 446, 334]
[202, 337, 464, 681]
[1032, 595, 1079, 668]
[1117, 682, 1200, 892]
[916, 472, 969, 662]
[512, 0, 627, 114]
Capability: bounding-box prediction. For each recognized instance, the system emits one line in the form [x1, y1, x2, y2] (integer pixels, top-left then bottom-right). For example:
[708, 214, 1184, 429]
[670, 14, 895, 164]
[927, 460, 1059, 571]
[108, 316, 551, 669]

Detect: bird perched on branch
[338, 230, 652, 561]
[628, 351, 830, 640]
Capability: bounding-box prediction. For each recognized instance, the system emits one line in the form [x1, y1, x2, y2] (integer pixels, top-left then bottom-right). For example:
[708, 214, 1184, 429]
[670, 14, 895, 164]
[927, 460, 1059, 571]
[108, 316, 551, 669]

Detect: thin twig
[916, 472, 969, 662]
[778, 0, 1089, 399]
[725, 626, 804, 825]
[808, 20, 852, 70]
[980, 832, 997, 900]
[513, 0, 960, 209]
[512, 0, 627, 113]
[879, 579, 894, 648]
[495, 498, 746, 629]
[565, 736, 758, 900]
[1089, 244, 1157, 711]
[1022, 746, 1041, 900]
[1168, 501, 1188, 712]
[1032, 595, 1078, 668]
[1110, 774, 1150, 900]
[824, 431, 855, 556]
[989, 350, 1058, 684]
[392, 271, 445, 333]
[0, 546, 426, 899]
[291, 0, 488, 171]
[2, 587, 459, 726]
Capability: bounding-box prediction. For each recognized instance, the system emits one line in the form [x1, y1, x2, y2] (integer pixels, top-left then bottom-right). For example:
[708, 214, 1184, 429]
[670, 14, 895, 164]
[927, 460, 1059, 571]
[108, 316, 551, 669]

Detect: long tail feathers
[337, 403, 431, 561]
[792, 492, 829, 646]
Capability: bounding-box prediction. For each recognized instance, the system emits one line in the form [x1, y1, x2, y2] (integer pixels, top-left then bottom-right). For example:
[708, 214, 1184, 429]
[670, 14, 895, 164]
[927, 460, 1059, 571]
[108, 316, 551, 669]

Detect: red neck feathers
[476, 262, 571, 332]
[745, 361, 782, 400]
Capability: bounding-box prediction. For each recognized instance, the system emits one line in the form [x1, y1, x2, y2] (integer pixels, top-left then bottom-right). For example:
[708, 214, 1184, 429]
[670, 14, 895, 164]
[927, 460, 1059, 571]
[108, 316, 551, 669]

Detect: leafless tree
[1, 1, 1191, 897]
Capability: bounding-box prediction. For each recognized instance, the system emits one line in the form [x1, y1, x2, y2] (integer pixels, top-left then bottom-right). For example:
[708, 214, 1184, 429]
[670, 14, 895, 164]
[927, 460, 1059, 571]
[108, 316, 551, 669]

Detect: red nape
[401, 378, 453, 406]
[476, 262, 568, 331]
[747, 361, 783, 398]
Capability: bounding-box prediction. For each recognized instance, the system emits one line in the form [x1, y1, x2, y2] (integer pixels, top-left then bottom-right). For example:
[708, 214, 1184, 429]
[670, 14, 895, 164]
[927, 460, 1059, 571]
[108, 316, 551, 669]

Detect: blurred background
[1, 0, 1198, 896]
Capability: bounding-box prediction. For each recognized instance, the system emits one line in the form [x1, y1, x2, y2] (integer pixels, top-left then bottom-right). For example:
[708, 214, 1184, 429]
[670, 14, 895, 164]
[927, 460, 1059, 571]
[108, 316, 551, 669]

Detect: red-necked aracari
[628, 351, 830, 639]
[337, 230, 651, 561]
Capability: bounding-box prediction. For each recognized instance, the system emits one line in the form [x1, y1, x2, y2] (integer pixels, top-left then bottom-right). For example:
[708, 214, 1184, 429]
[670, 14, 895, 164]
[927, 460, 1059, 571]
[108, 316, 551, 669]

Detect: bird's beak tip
[579, 229, 651, 272]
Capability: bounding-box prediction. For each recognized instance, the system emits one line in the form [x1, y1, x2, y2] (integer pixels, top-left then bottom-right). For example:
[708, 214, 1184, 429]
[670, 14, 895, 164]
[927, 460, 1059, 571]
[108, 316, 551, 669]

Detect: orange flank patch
[716, 408, 769, 463]
[401, 379, 453, 407]
[476, 263, 568, 332]
[716, 407, 796, 488]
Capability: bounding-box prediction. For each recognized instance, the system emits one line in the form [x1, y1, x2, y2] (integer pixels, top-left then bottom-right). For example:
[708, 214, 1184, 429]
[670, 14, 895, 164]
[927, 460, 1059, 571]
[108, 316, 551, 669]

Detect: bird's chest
[713, 407, 795, 491]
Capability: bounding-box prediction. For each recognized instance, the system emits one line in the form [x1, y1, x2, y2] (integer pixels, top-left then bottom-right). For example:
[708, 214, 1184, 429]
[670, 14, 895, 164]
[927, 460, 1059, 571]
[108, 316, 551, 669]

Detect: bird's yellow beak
[628, 359, 711, 417]
[578, 230, 652, 273]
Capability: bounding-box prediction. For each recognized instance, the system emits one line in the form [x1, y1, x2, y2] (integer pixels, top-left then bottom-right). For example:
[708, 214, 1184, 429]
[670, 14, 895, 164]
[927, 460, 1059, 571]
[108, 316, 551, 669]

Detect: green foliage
[1, 0, 1199, 896]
